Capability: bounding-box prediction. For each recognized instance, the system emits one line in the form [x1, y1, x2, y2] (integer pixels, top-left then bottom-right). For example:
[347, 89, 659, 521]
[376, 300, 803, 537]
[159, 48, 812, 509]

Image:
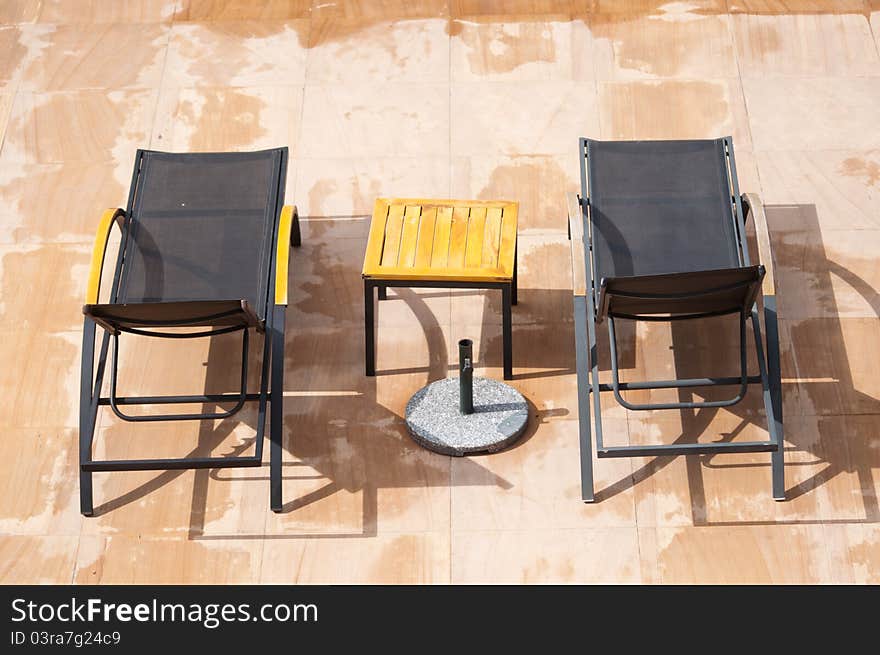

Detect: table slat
[364, 198, 517, 282]
[497, 205, 518, 279]
[465, 206, 487, 269]
[415, 206, 437, 268]
[397, 204, 422, 268]
[448, 206, 471, 268]
[482, 206, 503, 268]
[380, 203, 406, 267]
[431, 206, 453, 268]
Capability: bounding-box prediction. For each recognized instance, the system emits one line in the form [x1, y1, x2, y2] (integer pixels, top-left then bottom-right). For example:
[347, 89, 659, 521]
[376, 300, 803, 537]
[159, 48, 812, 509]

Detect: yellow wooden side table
[362, 197, 519, 379]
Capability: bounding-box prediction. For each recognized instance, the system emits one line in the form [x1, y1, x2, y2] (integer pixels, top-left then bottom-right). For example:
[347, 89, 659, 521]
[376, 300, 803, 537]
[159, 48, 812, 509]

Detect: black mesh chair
[567, 137, 784, 501]
[80, 148, 301, 515]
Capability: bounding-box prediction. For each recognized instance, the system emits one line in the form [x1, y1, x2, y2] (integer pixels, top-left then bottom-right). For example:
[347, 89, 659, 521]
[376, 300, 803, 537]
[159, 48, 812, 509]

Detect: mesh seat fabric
[585, 138, 759, 320]
[588, 139, 739, 281]
[85, 149, 286, 331]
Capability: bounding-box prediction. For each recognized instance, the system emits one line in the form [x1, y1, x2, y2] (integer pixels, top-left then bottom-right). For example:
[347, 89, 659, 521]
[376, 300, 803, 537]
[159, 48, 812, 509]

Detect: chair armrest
[567, 192, 587, 297]
[274, 205, 298, 306]
[742, 193, 776, 298]
[85, 208, 125, 304]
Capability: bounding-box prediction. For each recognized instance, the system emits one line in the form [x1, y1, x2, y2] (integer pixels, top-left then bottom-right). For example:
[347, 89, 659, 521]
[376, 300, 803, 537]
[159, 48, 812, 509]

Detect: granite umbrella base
[404, 377, 529, 456]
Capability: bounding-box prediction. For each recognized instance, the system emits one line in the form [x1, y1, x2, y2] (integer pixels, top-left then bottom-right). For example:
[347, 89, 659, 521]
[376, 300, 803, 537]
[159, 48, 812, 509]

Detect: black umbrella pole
[459, 339, 474, 415]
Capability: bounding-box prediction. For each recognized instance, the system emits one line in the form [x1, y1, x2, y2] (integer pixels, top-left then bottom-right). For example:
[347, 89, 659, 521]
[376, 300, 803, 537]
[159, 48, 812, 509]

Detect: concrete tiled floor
[1, 1, 878, 584]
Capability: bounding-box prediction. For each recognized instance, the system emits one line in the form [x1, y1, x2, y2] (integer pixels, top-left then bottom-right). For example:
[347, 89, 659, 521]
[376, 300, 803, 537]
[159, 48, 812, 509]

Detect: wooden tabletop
[362, 198, 518, 282]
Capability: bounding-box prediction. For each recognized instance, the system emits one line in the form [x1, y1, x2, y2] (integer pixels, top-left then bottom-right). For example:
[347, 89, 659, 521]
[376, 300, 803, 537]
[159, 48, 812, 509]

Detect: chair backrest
[597, 265, 765, 320]
[116, 149, 287, 320]
[585, 138, 741, 283]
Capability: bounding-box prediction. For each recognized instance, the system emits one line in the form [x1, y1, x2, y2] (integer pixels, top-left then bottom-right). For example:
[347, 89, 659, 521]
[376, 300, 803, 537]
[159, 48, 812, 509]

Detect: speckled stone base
[404, 377, 529, 456]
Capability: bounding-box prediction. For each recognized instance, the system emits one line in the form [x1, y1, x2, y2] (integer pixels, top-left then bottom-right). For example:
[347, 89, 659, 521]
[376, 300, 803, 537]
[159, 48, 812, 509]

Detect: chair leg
[378, 285, 387, 300]
[573, 295, 595, 502]
[270, 305, 286, 513]
[765, 298, 785, 500]
[512, 245, 518, 306]
[502, 284, 513, 380]
[364, 281, 376, 376]
[79, 318, 97, 516]
[750, 304, 785, 501]
[586, 284, 605, 495]
[771, 433, 785, 500]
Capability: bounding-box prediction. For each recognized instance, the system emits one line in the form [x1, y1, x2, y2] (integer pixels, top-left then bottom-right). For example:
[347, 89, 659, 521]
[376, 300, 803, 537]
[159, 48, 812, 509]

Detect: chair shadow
[93, 216, 518, 537]
[596, 203, 880, 526]
[373, 286, 584, 381]
[93, 206, 877, 531]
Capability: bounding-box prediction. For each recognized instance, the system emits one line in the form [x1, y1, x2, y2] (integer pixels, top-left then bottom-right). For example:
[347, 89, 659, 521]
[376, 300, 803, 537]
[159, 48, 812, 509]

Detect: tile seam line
[71, 26, 177, 535]
[447, 17, 453, 585]
[108, 529, 454, 539]
[587, 12, 633, 532]
[737, 73, 880, 79]
[288, 13, 311, 225]
[447, 521, 864, 534]
[49, 77, 880, 93]
[727, 5, 759, 182]
[83, 5, 166, 555]
[69, 535, 82, 584]
[145, 19, 173, 150]
[449, 526, 642, 534]
[588, 12, 602, 141]
[867, 7, 880, 60]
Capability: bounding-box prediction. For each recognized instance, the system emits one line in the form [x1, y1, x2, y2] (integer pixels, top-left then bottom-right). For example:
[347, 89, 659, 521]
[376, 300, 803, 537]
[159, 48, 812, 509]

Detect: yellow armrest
[274, 205, 297, 306]
[743, 193, 776, 299]
[85, 208, 125, 305]
[566, 193, 587, 298]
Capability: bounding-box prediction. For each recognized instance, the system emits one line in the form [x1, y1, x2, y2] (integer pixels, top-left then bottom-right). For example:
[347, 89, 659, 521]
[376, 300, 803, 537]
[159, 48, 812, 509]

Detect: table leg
[502, 283, 513, 380]
[365, 281, 375, 376]
[512, 244, 518, 306]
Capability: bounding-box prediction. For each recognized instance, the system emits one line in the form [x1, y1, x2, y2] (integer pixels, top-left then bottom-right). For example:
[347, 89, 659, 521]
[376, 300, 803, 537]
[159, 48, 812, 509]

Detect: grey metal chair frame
[79, 148, 300, 515]
[567, 136, 785, 502]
